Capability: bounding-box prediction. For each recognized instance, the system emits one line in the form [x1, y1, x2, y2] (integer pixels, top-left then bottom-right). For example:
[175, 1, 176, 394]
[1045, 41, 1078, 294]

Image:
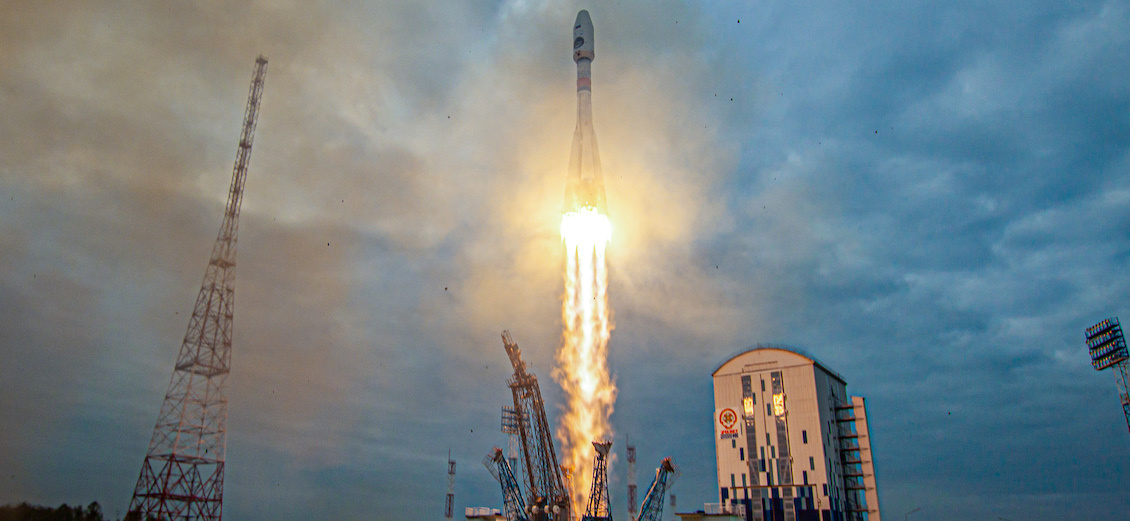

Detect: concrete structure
[712, 345, 880, 521]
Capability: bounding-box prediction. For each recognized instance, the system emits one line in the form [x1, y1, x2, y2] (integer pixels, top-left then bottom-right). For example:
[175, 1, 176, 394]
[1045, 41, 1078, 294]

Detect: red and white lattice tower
[127, 55, 267, 521]
[627, 440, 637, 520]
[446, 451, 456, 521]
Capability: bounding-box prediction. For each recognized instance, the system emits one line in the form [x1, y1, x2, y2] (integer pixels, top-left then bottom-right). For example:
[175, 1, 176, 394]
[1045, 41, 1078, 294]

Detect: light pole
[1086, 318, 1130, 434]
[905, 506, 921, 521]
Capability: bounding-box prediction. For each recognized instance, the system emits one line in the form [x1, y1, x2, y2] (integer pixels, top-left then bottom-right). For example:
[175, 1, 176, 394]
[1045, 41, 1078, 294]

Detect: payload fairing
[564, 10, 607, 215]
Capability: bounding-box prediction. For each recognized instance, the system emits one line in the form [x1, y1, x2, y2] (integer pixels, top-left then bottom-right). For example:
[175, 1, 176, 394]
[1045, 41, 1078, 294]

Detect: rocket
[564, 10, 607, 215]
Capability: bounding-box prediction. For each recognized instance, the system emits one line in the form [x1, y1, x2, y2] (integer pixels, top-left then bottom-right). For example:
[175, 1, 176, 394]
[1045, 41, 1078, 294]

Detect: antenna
[127, 55, 267, 521]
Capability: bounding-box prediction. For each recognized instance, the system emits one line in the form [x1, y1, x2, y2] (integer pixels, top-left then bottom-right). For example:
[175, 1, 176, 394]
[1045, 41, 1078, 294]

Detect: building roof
[712, 343, 847, 385]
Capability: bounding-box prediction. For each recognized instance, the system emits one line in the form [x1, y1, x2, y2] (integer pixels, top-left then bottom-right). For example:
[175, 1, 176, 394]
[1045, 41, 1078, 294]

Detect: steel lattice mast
[635, 459, 677, 521]
[446, 450, 456, 521]
[626, 441, 636, 520]
[484, 447, 529, 521]
[582, 440, 612, 521]
[127, 55, 267, 521]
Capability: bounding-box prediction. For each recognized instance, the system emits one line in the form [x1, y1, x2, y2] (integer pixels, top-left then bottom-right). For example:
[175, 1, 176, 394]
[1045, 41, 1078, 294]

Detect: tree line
[0, 503, 106, 521]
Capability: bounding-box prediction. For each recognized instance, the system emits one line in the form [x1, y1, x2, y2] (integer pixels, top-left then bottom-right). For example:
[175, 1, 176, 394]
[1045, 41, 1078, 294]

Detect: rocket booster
[565, 10, 607, 215]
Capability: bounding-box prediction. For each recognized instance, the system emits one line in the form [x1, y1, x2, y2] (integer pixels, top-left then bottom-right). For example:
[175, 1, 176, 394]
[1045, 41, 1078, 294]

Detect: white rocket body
[565, 10, 607, 215]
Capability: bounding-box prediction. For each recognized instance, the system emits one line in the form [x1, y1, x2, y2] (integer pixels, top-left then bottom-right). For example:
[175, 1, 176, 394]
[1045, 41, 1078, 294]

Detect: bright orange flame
[555, 206, 616, 517]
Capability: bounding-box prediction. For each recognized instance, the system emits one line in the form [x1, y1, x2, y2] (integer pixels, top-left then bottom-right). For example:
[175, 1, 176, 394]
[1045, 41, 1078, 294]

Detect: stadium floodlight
[1086, 318, 1129, 370]
[1086, 317, 1130, 434]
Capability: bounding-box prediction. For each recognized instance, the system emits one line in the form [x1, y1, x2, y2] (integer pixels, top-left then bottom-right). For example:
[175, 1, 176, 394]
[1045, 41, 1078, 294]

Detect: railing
[704, 503, 746, 516]
[465, 507, 501, 517]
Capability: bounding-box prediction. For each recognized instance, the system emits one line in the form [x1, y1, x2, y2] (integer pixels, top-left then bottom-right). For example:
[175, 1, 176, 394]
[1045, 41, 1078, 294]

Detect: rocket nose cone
[573, 10, 594, 61]
[575, 10, 592, 29]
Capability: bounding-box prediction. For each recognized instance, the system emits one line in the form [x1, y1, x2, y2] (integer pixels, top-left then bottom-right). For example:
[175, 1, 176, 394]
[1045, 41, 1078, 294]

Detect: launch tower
[502, 331, 571, 521]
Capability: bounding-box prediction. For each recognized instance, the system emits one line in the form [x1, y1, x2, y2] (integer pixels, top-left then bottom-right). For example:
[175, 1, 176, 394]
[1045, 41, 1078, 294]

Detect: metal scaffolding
[502, 331, 571, 521]
[582, 441, 612, 521]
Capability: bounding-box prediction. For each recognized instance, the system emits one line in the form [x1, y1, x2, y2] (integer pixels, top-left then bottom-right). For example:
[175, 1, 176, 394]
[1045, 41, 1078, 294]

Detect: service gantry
[501, 331, 571, 521]
[485, 447, 529, 521]
[635, 458, 677, 521]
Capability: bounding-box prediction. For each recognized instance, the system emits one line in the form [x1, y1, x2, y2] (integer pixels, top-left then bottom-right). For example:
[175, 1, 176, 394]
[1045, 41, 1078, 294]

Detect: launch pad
[484, 331, 677, 521]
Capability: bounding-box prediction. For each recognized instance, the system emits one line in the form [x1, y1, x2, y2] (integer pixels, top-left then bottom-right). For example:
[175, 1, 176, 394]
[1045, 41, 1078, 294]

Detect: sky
[1, 1, 1129, 520]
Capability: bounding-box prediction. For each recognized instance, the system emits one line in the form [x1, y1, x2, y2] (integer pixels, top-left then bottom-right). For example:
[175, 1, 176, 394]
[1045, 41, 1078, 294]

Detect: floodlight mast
[1085, 317, 1130, 435]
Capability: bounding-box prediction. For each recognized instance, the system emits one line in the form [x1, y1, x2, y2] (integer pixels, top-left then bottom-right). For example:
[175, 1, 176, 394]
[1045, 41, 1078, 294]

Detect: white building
[711, 345, 880, 521]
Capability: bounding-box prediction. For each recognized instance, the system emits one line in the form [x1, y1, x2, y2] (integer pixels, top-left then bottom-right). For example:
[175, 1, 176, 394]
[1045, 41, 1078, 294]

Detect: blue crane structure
[635, 458, 678, 521]
[485, 446, 529, 521]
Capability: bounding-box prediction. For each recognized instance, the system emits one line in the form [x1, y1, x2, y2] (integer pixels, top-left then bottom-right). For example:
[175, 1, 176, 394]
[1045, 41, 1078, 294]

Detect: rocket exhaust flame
[554, 10, 616, 517]
[556, 208, 615, 517]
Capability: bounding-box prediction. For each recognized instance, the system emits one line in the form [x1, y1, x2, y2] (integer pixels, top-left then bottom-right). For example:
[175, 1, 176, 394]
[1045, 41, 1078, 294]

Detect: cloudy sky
[2, 1, 1129, 520]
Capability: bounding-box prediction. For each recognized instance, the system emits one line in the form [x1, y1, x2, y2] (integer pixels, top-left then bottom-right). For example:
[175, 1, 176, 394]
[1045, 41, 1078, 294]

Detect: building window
[802, 430, 808, 443]
[760, 447, 765, 460]
[809, 456, 815, 470]
[803, 471, 808, 485]
[765, 433, 771, 446]
[760, 459, 766, 472]
[732, 439, 736, 449]
[740, 447, 744, 461]
[742, 474, 747, 487]
[771, 446, 776, 458]
[822, 484, 827, 496]
[767, 403, 772, 416]
[761, 379, 766, 392]
[731, 474, 735, 487]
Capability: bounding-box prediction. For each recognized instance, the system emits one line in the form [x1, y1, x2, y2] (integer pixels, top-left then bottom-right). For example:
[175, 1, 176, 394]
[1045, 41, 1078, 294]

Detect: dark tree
[0, 502, 105, 521]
